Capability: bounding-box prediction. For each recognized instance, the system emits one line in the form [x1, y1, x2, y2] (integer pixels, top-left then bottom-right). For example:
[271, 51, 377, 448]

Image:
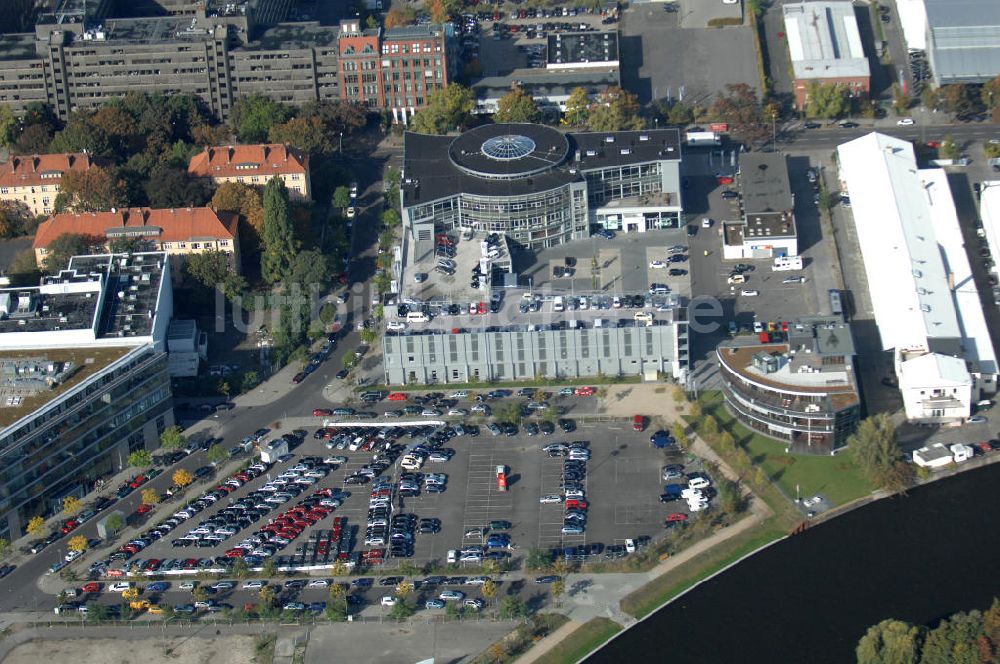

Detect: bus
[829, 289, 843, 317]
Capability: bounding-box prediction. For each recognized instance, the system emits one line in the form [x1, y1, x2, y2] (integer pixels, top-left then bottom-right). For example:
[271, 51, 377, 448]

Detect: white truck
[771, 256, 803, 271]
[685, 131, 721, 146]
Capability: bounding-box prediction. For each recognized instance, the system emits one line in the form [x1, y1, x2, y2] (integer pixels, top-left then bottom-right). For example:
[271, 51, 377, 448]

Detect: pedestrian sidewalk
[515, 618, 583, 664]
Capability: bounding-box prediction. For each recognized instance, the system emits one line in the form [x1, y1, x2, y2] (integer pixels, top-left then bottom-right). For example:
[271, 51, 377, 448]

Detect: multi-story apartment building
[187, 143, 311, 200]
[0, 251, 174, 537]
[0, 4, 454, 122]
[0, 151, 102, 217]
[32, 207, 240, 272]
[717, 316, 861, 454]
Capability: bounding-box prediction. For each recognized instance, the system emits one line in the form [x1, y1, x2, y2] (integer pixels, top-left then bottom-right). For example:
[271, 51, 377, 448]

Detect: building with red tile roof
[187, 144, 311, 201]
[33, 207, 240, 272]
[0, 152, 102, 217]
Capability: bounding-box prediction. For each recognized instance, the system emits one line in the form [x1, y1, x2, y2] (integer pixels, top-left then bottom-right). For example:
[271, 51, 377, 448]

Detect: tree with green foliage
[42, 233, 96, 274]
[325, 598, 348, 621]
[159, 425, 187, 450]
[0, 538, 10, 558]
[332, 186, 351, 211]
[986, 141, 1000, 160]
[127, 449, 152, 468]
[715, 475, 744, 515]
[206, 444, 228, 465]
[492, 402, 522, 426]
[698, 415, 719, 438]
[411, 84, 475, 135]
[494, 84, 541, 124]
[382, 209, 400, 227]
[587, 86, 644, 131]
[939, 135, 961, 160]
[563, 87, 591, 127]
[849, 413, 911, 491]
[268, 116, 332, 155]
[0, 104, 16, 147]
[7, 249, 41, 287]
[892, 84, 911, 116]
[290, 249, 331, 290]
[856, 619, 923, 664]
[498, 595, 527, 619]
[524, 547, 551, 570]
[53, 166, 129, 214]
[183, 250, 246, 300]
[388, 600, 415, 621]
[104, 513, 124, 535]
[671, 421, 689, 447]
[261, 178, 298, 284]
[710, 83, 768, 143]
[144, 162, 213, 208]
[804, 82, 850, 119]
[231, 94, 292, 143]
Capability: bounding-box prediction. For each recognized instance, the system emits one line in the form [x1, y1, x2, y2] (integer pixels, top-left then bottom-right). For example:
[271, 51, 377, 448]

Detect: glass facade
[584, 162, 664, 206]
[0, 346, 172, 538]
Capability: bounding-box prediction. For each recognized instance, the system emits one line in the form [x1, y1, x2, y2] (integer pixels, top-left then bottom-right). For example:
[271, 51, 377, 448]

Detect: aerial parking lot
[57, 391, 717, 616]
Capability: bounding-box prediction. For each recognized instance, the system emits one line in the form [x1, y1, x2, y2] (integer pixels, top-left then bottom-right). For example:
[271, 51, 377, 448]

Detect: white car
[539, 494, 564, 504]
[381, 596, 398, 607]
[464, 598, 485, 610]
[449, 390, 468, 398]
[625, 538, 636, 554]
[64, 549, 82, 562]
[460, 553, 483, 563]
[346, 206, 357, 218]
[440, 590, 465, 601]
[242, 580, 266, 589]
[308, 579, 330, 588]
[702, 217, 713, 228]
[467, 576, 490, 585]
[108, 582, 133, 592]
[212, 581, 235, 590]
[565, 489, 585, 500]
[897, 118, 914, 126]
[448, 408, 468, 416]
[179, 581, 197, 590]
[688, 476, 711, 490]
[649, 260, 667, 269]
[740, 289, 760, 297]
[386, 321, 406, 331]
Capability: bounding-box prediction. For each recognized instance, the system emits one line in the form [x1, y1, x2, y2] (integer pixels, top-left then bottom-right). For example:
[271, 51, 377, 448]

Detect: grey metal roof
[925, 0, 1000, 84]
[782, 1, 870, 81]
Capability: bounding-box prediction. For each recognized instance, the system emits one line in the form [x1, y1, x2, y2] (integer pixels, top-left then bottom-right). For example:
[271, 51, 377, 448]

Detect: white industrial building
[837, 132, 997, 423]
[980, 181, 1000, 279]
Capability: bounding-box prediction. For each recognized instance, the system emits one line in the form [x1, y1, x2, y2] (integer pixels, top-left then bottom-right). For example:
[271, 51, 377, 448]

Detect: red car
[926, 140, 941, 148]
[565, 499, 588, 510]
[574, 386, 595, 397]
[313, 408, 332, 417]
[136, 504, 153, 515]
[129, 475, 147, 489]
[82, 582, 101, 593]
[60, 519, 79, 535]
[633, 415, 646, 431]
[388, 392, 408, 401]
[665, 513, 688, 523]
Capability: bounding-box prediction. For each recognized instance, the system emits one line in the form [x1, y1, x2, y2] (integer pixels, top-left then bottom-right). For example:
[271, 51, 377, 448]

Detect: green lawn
[698, 392, 873, 506]
[531, 618, 623, 664]
[620, 518, 787, 619]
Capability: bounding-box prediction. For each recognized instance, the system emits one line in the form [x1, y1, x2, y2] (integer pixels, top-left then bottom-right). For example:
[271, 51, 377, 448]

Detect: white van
[553, 296, 565, 312]
[405, 312, 430, 323]
[633, 312, 654, 325]
[727, 273, 746, 285]
[771, 256, 803, 271]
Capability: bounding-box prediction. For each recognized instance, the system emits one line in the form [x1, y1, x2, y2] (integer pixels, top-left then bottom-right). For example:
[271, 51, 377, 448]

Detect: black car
[668, 268, 687, 277]
[539, 421, 554, 435]
[839, 121, 860, 128]
[558, 419, 576, 432]
[336, 369, 349, 379]
[721, 190, 739, 199]
[686, 224, 697, 237]
[803, 122, 821, 129]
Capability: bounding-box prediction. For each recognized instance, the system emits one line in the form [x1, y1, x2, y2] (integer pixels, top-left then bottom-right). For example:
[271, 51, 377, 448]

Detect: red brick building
[337, 19, 454, 124]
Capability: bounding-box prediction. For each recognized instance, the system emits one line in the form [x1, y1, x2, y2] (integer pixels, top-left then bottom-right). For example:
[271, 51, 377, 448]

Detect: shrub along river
[588, 462, 1000, 663]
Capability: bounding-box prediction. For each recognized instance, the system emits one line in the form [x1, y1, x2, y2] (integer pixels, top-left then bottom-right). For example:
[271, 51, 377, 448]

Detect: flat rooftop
[546, 31, 619, 68]
[472, 69, 621, 102]
[783, 1, 870, 80]
[573, 129, 682, 171]
[73, 16, 218, 45]
[720, 343, 859, 409]
[740, 152, 793, 215]
[0, 34, 39, 61]
[0, 346, 133, 429]
[252, 21, 338, 50]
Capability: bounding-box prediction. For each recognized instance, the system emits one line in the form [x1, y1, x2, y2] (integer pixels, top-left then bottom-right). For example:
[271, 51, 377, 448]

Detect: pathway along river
[588, 462, 1000, 663]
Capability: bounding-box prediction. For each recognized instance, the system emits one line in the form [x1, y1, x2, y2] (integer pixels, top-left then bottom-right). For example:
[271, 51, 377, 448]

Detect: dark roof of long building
[402, 126, 681, 206]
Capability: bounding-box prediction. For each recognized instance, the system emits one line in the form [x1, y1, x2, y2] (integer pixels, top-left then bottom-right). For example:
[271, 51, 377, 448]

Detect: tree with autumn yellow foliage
[384, 6, 416, 28]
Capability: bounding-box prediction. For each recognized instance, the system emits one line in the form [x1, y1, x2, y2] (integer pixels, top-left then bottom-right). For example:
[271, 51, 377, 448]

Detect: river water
[588, 462, 1000, 664]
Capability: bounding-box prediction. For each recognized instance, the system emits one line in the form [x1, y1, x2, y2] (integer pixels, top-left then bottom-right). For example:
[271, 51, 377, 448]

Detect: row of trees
[857, 598, 1000, 664]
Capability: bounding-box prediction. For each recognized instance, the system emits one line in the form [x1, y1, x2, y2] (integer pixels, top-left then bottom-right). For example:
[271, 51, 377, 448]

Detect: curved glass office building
[401, 123, 682, 251]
